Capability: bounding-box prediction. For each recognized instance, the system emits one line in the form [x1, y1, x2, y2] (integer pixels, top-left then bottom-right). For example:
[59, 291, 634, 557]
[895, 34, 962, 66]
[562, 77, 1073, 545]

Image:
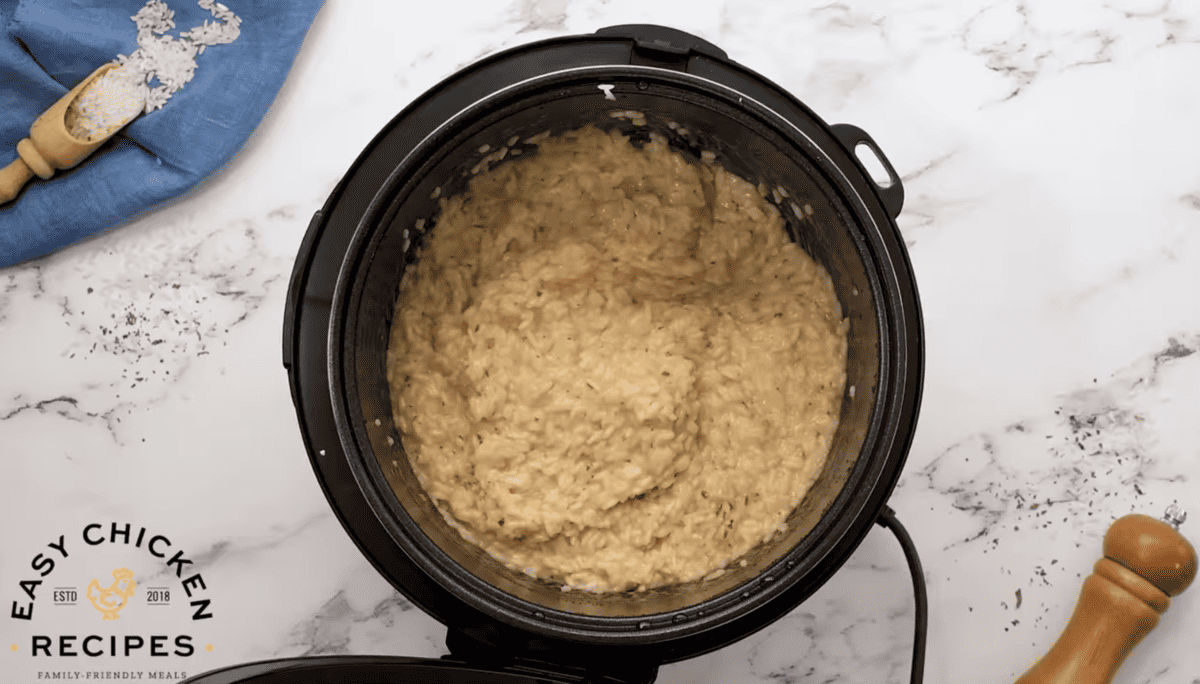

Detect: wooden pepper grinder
[1016, 505, 1196, 684]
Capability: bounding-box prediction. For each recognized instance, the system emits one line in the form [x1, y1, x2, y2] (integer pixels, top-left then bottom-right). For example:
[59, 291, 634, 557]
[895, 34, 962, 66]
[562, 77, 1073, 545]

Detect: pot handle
[830, 123, 904, 219]
[282, 209, 326, 371]
[595, 24, 729, 68]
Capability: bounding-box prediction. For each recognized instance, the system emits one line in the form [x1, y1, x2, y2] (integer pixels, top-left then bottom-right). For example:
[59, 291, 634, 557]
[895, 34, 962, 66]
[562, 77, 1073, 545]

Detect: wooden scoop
[0, 62, 144, 205]
[1015, 505, 1196, 684]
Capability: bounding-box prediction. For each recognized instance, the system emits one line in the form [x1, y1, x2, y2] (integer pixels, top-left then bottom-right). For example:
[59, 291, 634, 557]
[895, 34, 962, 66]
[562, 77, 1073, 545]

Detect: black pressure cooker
[186, 24, 925, 684]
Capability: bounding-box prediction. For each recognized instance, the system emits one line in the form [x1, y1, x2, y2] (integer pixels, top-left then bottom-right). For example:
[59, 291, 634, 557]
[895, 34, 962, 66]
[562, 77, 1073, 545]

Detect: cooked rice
[388, 126, 848, 591]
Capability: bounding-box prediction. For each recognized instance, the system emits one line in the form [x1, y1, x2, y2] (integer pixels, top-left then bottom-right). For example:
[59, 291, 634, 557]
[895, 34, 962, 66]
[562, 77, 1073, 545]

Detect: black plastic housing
[281, 24, 923, 680]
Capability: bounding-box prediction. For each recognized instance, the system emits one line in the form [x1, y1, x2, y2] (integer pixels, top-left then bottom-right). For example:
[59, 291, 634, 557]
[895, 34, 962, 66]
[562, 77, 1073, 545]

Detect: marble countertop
[3, 0, 1199, 682]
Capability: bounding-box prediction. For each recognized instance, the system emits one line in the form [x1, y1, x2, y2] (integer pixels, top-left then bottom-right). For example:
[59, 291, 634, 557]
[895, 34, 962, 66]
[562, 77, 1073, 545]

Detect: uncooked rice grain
[65, 65, 146, 142]
[114, 0, 242, 114]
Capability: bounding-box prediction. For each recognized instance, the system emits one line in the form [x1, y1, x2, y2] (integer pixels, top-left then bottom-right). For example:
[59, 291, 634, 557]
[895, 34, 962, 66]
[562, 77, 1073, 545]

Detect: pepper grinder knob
[1015, 507, 1196, 684]
[1162, 504, 1186, 530]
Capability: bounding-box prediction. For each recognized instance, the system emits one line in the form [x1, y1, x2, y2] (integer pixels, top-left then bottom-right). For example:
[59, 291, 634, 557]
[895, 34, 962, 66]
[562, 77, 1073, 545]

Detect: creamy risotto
[387, 125, 847, 591]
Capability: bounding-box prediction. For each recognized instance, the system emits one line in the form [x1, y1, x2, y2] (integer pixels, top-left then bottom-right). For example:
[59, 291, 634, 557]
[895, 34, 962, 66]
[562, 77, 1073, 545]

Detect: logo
[86, 568, 137, 621]
[5, 522, 220, 682]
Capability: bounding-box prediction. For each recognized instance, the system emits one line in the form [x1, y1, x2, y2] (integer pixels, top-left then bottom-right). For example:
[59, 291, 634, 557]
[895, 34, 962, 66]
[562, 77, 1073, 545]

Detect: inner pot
[325, 65, 921, 654]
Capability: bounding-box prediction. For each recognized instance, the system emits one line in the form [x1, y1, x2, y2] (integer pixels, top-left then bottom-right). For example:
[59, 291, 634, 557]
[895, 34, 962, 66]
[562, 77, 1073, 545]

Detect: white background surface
[3, 0, 1199, 682]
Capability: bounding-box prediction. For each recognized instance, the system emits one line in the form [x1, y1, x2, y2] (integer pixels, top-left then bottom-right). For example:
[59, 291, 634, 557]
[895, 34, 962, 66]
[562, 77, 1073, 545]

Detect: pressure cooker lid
[180, 655, 592, 684]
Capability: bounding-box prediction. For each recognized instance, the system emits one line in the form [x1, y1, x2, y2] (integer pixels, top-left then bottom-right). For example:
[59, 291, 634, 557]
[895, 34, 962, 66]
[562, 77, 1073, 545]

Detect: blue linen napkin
[0, 0, 324, 268]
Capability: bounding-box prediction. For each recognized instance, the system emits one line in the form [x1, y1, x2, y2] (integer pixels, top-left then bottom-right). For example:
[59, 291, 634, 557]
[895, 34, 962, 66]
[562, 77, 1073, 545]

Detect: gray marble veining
[2, 1, 1198, 682]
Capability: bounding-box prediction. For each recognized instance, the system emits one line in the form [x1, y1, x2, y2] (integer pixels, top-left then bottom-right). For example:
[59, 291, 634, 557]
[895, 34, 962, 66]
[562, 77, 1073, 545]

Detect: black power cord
[875, 505, 928, 684]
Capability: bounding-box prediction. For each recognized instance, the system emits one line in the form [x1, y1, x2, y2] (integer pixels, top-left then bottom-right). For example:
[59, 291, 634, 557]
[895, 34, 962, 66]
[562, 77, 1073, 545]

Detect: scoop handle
[1015, 513, 1196, 684]
[0, 157, 36, 205]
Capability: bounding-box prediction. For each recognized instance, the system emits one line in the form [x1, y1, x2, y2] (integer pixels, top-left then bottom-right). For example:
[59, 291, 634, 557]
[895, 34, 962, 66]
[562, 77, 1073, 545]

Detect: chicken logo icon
[86, 567, 137, 620]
